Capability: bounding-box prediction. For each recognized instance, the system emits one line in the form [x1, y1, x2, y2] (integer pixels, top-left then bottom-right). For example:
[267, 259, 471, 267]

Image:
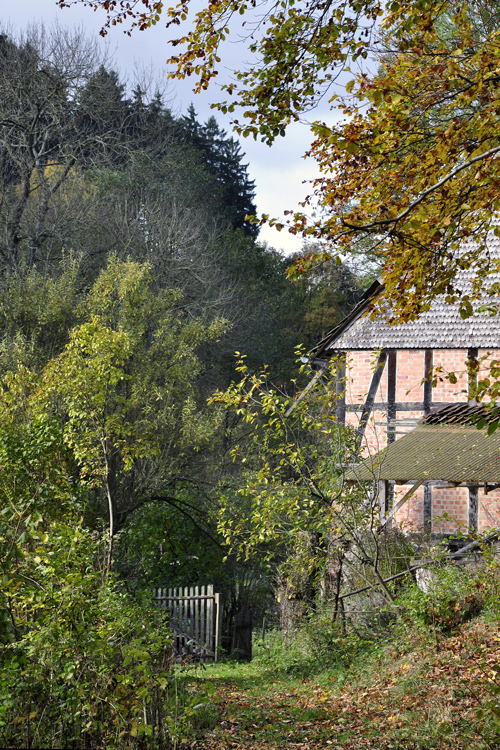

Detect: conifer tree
[178, 105, 258, 237]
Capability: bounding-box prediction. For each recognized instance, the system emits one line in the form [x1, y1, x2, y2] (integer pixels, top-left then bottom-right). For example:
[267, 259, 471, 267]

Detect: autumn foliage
[59, 0, 500, 324]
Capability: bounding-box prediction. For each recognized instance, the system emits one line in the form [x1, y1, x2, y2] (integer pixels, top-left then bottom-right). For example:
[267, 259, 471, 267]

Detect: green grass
[185, 618, 500, 749]
[191, 659, 334, 747]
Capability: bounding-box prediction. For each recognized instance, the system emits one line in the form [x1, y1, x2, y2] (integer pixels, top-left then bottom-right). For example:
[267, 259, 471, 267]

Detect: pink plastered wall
[343, 348, 500, 532]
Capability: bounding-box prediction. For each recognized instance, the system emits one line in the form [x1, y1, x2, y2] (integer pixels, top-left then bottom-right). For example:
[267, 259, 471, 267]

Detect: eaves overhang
[346, 403, 500, 484]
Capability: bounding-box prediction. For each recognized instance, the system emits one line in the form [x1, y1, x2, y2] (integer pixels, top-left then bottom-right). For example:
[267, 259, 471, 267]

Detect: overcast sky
[2, 0, 340, 254]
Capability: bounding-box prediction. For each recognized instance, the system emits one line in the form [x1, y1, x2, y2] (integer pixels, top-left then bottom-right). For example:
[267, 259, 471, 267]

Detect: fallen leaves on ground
[190, 619, 500, 749]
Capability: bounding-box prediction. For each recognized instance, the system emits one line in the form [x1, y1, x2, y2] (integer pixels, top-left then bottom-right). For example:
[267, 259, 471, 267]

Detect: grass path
[189, 620, 500, 749]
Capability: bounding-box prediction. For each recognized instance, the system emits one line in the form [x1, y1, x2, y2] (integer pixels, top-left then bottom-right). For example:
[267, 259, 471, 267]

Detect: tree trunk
[231, 600, 252, 661]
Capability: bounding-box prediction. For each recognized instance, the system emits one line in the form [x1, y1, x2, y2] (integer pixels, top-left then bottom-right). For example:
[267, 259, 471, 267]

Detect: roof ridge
[312, 235, 500, 354]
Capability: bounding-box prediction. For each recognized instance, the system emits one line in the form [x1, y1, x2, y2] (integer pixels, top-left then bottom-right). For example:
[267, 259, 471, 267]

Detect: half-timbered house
[308, 236, 500, 535]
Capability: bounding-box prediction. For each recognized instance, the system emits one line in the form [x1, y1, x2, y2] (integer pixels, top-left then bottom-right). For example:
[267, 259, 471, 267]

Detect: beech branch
[342, 143, 500, 231]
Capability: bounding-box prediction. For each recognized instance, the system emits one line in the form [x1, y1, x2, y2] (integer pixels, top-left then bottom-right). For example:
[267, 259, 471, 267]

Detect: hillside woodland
[22, 0, 500, 747]
[0, 24, 373, 749]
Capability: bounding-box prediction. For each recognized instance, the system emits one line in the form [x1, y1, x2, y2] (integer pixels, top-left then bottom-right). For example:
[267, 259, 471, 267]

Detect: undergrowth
[191, 556, 500, 749]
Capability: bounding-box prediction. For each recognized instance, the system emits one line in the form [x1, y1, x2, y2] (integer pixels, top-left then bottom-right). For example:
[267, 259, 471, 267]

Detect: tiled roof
[423, 402, 497, 426]
[313, 234, 500, 353]
[346, 423, 500, 483]
[347, 402, 500, 483]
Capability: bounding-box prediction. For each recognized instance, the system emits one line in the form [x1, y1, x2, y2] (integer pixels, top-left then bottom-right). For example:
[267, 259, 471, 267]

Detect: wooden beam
[378, 479, 388, 524]
[214, 592, 222, 662]
[385, 351, 397, 516]
[468, 347, 478, 400]
[423, 483, 432, 531]
[348, 401, 456, 412]
[347, 478, 500, 490]
[484, 483, 500, 495]
[377, 479, 424, 533]
[469, 487, 478, 531]
[423, 349, 433, 415]
[285, 363, 328, 417]
[354, 350, 387, 452]
[336, 353, 346, 425]
[387, 351, 397, 445]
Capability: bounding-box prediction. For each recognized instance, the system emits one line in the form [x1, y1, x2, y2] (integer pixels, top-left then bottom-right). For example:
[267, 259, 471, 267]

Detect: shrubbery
[0, 327, 208, 749]
[399, 564, 485, 635]
[254, 542, 500, 681]
[0, 523, 175, 748]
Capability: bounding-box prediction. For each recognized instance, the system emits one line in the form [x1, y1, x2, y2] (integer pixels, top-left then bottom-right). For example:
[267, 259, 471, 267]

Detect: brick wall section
[343, 348, 500, 532]
[479, 488, 500, 531]
[344, 351, 387, 405]
[395, 349, 424, 402]
[433, 350, 469, 402]
[392, 484, 425, 531]
[429, 486, 469, 533]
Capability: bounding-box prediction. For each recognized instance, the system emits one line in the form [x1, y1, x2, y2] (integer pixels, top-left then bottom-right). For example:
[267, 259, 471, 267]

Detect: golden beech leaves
[60, 0, 500, 319]
[287, 1, 500, 321]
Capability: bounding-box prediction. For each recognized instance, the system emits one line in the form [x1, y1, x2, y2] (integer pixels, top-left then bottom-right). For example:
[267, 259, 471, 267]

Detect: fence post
[194, 585, 199, 646]
[214, 592, 222, 662]
[200, 585, 206, 655]
[189, 586, 194, 641]
[207, 584, 214, 655]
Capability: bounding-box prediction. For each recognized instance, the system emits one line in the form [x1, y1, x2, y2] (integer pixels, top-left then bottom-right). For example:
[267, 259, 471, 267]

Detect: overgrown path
[191, 620, 500, 749]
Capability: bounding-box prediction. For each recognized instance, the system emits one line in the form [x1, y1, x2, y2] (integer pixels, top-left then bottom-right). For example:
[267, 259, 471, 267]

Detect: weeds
[397, 563, 485, 636]
[189, 556, 500, 749]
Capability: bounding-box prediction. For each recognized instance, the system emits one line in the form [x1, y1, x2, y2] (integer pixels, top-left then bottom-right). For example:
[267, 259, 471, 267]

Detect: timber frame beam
[377, 479, 424, 533]
[354, 350, 387, 453]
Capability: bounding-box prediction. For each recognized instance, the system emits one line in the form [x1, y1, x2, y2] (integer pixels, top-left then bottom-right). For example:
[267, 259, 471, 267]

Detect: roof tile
[318, 235, 500, 352]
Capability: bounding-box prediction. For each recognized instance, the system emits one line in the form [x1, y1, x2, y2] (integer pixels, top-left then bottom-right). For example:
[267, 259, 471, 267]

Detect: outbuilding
[309, 235, 500, 533]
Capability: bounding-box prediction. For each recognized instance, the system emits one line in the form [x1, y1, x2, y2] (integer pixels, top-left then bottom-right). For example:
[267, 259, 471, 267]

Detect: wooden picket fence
[154, 585, 222, 661]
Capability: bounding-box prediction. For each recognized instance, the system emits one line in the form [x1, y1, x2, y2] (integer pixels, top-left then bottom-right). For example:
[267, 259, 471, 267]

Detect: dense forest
[0, 25, 370, 748]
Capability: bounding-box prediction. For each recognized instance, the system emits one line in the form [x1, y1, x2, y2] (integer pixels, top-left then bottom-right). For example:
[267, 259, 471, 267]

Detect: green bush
[476, 558, 500, 621]
[0, 398, 204, 749]
[398, 564, 484, 635]
[0, 522, 181, 749]
[302, 607, 374, 668]
[253, 607, 375, 677]
[252, 627, 320, 677]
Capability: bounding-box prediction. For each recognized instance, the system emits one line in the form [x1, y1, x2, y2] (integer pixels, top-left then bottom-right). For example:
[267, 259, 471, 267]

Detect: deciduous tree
[211, 355, 414, 620]
[58, 0, 500, 332]
[33, 257, 228, 569]
[0, 365, 175, 749]
[0, 25, 112, 273]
